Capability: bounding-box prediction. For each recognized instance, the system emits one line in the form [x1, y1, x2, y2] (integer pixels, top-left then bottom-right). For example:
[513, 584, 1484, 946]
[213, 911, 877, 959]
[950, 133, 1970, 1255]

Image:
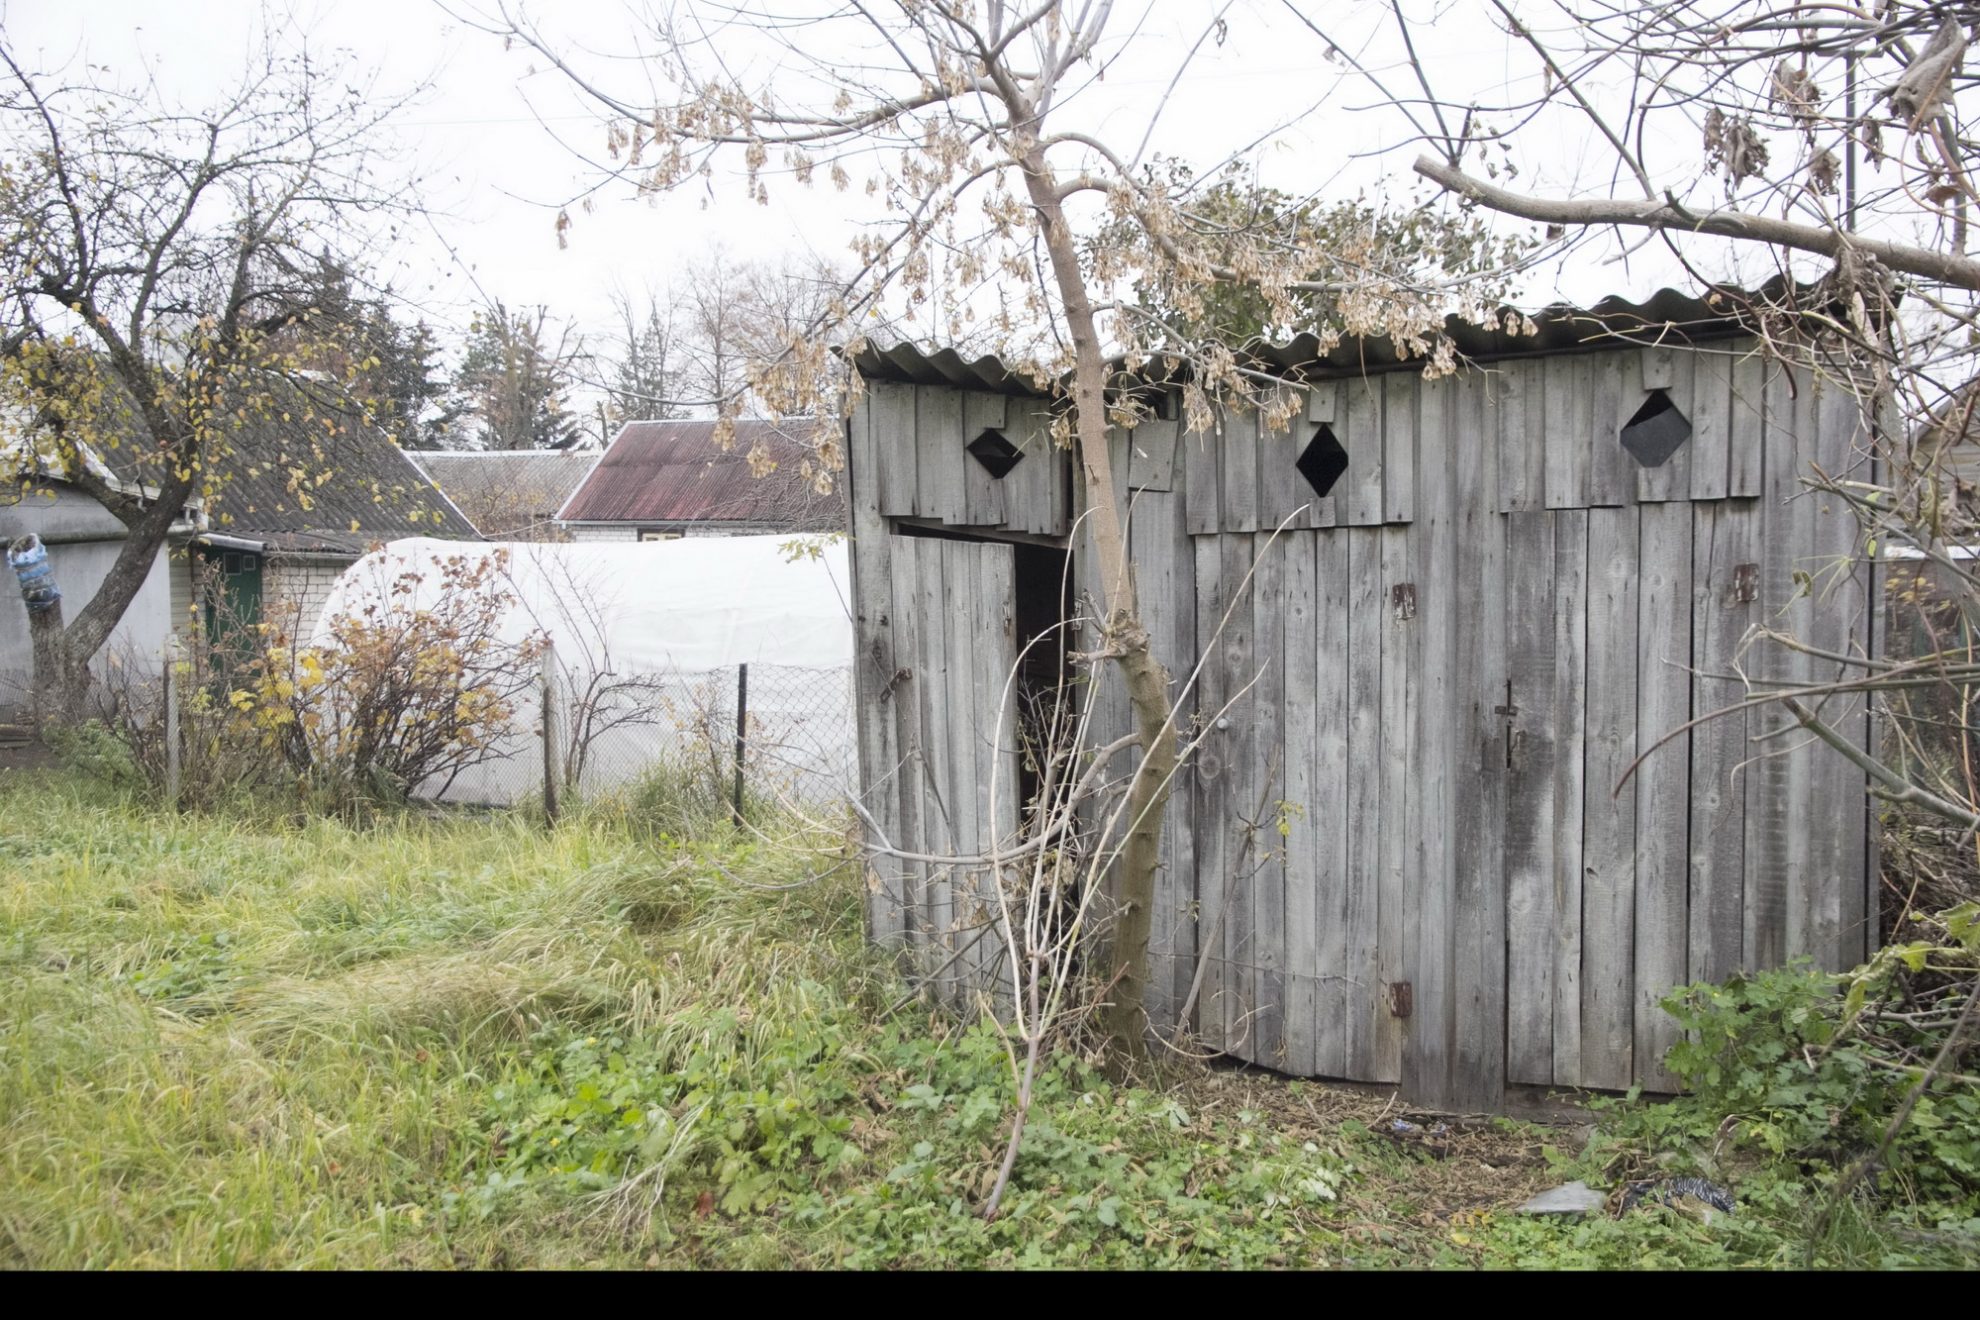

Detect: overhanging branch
[1413, 154, 1980, 293]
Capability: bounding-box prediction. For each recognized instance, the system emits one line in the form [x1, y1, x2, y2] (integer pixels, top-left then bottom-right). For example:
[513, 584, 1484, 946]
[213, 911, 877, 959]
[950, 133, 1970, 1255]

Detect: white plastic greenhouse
[312, 535, 856, 808]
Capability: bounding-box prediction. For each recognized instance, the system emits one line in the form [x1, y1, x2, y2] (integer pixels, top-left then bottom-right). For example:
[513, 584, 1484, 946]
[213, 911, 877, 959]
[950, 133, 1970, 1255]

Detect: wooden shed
[844, 289, 1880, 1112]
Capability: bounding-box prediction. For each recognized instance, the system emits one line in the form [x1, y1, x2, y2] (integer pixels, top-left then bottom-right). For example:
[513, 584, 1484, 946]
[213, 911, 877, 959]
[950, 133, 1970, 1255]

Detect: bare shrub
[68, 559, 286, 807]
[64, 550, 542, 810]
[230, 549, 544, 802]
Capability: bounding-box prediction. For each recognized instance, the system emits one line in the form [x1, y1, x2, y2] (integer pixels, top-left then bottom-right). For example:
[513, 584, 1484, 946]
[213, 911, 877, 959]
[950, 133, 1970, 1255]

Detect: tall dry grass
[0, 771, 871, 1267]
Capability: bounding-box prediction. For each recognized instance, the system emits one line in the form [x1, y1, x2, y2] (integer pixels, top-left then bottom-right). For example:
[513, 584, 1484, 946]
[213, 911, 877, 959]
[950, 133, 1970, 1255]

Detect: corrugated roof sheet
[850, 342, 1059, 396]
[199, 396, 481, 553]
[557, 420, 843, 530]
[852, 283, 1791, 397]
[7, 371, 479, 554]
[409, 450, 597, 537]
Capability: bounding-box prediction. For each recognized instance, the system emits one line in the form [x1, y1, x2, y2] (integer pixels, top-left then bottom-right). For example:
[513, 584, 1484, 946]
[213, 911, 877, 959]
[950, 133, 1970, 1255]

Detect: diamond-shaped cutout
[1295, 423, 1350, 498]
[1621, 389, 1692, 468]
[968, 427, 1024, 479]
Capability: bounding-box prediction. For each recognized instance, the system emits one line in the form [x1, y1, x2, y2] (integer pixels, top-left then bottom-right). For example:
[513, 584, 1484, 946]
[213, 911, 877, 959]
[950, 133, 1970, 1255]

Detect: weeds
[2, 768, 1976, 1269]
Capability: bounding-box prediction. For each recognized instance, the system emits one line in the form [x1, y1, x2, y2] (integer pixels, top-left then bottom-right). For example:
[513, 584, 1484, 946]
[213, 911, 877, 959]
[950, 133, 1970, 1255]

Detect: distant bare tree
[673, 250, 850, 413]
[602, 281, 686, 425]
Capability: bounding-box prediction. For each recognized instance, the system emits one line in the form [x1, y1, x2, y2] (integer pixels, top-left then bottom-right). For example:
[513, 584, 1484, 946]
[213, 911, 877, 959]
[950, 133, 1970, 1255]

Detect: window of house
[638, 529, 682, 542]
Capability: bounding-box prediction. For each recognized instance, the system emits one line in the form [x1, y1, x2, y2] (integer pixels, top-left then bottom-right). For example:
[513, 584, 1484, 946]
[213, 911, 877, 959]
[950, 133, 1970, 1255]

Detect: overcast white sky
[1, 1, 1735, 374]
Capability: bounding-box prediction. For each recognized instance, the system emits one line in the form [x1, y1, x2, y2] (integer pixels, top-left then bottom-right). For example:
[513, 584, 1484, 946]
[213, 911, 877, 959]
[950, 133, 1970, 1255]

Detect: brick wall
[562, 522, 785, 542]
[565, 524, 641, 543]
[264, 558, 352, 637]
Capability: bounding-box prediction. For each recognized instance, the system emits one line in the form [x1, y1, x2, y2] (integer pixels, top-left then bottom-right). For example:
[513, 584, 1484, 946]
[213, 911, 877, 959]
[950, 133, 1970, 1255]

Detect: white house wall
[0, 486, 172, 713]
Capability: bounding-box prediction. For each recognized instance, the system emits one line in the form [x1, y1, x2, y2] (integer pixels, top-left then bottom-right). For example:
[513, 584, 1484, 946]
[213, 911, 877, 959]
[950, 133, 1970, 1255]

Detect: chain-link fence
[426, 660, 857, 821]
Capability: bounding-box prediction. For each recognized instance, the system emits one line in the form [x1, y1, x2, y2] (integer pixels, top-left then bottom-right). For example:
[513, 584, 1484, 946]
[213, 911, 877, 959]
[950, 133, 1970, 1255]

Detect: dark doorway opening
[893, 522, 1072, 829]
[1009, 540, 1075, 831]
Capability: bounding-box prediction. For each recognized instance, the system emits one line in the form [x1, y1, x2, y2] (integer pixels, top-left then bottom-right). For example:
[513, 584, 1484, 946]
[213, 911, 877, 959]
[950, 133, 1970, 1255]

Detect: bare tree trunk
[41, 479, 191, 700]
[7, 534, 77, 729]
[1021, 152, 1180, 1063]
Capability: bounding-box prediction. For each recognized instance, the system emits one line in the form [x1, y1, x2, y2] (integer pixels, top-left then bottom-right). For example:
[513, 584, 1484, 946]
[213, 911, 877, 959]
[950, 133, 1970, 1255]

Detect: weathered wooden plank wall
[872, 381, 919, 519]
[1190, 533, 1232, 1051]
[1405, 361, 1459, 1106]
[1127, 410, 1180, 492]
[1281, 527, 1321, 1076]
[1342, 377, 1386, 526]
[847, 398, 907, 948]
[1310, 532, 1354, 1074]
[852, 330, 1878, 1109]
[885, 531, 929, 965]
[1637, 348, 1693, 503]
[1808, 373, 1875, 967]
[1688, 498, 1758, 987]
[1745, 361, 1799, 971]
[917, 387, 967, 524]
[1449, 368, 1509, 1113]
[1221, 407, 1261, 533]
[908, 535, 958, 1002]
[864, 534, 1018, 1013]
[1547, 510, 1591, 1087]
[1503, 507, 1560, 1085]
[1216, 531, 1260, 1051]
[1250, 530, 1289, 1065]
[1634, 498, 1694, 1093]
[962, 392, 1009, 526]
[1341, 527, 1387, 1079]
[1580, 502, 1640, 1091]
[1131, 486, 1197, 1032]
[1012, 399, 1071, 537]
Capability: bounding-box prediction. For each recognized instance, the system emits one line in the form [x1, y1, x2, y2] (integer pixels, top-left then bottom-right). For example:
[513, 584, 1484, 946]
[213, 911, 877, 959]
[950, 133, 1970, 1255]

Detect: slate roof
[408, 449, 598, 539]
[12, 373, 477, 555]
[196, 391, 479, 554]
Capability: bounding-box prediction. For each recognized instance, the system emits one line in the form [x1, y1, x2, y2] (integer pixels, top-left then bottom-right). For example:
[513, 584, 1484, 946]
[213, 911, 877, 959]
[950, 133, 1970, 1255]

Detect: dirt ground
[0, 740, 57, 779]
[0, 739, 60, 774]
[1171, 1062, 1589, 1246]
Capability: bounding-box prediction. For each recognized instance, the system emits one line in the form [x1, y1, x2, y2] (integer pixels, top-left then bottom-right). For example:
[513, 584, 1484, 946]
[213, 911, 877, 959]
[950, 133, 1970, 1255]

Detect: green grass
[1, 768, 1973, 1269]
[0, 773, 869, 1267]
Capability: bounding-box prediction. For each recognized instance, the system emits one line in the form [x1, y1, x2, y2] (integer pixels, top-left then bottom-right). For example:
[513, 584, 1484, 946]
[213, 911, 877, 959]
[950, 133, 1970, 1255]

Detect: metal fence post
[541, 639, 560, 828]
[732, 662, 748, 826]
[162, 630, 181, 809]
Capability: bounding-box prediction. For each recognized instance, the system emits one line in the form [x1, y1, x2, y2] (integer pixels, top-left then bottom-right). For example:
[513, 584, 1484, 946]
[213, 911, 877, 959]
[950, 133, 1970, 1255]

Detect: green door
[195, 544, 264, 645]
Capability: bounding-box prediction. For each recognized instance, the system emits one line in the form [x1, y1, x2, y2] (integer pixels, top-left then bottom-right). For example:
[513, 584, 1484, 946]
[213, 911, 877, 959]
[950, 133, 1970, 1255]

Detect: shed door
[1497, 504, 1701, 1094]
[1496, 490, 1869, 1097]
[875, 533, 1021, 1013]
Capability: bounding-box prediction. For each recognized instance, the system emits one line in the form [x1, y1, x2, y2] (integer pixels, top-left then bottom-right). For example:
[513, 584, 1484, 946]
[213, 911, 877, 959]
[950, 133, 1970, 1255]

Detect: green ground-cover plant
[4, 767, 1976, 1269]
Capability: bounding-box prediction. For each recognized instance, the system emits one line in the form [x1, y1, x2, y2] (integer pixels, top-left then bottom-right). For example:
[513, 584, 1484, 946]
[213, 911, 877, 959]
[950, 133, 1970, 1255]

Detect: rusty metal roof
[557, 419, 843, 530]
[852, 283, 1788, 398]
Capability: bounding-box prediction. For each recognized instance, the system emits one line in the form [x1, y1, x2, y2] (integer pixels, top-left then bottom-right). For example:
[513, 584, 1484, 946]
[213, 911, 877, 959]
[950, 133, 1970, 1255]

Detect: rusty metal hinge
[1387, 980, 1414, 1019]
[1391, 582, 1417, 621]
[1494, 679, 1520, 770]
